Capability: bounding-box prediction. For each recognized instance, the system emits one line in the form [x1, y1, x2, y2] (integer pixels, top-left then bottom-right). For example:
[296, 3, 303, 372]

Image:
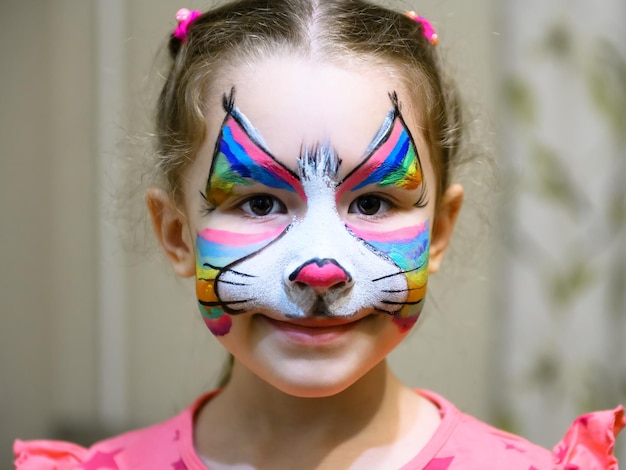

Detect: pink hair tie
[174, 8, 202, 42]
[405, 11, 439, 46]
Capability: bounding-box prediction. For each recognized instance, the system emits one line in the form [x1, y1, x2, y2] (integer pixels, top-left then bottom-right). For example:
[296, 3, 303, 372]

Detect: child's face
[176, 55, 447, 396]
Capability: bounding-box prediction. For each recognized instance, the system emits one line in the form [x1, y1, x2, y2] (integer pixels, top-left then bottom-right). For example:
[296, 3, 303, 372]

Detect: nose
[289, 258, 352, 294]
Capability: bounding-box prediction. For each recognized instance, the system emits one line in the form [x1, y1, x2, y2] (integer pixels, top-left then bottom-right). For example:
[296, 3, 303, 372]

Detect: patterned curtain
[496, 0, 626, 459]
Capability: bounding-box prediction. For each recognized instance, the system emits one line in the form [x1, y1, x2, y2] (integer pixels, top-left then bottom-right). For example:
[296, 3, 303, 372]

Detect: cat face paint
[196, 227, 286, 335]
[196, 90, 429, 336]
[196, 92, 303, 335]
[346, 223, 429, 332]
[339, 95, 429, 331]
[203, 92, 305, 208]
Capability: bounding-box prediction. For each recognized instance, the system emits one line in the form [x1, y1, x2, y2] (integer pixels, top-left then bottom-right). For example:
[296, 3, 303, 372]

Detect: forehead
[204, 55, 428, 172]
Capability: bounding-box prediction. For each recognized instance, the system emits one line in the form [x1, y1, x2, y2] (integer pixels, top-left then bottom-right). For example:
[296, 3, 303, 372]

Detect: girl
[14, 1, 623, 468]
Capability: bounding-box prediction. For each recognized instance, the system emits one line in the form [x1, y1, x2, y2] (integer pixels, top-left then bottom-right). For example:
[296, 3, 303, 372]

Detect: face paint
[196, 90, 430, 336]
[336, 92, 429, 330]
[338, 92, 424, 201]
[196, 227, 285, 335]
[346, 222, 429, 332]
[204, 91, 305, 208]
[196, 90, 299, 335]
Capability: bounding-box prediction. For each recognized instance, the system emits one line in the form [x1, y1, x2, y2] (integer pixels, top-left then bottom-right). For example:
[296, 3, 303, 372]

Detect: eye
[348, 195, 392, 216]
[240, 194, 287, 217]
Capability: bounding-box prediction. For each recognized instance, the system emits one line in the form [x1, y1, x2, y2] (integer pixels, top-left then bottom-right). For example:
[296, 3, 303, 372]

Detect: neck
[194, 359, 418, 467]
[228, 359, 393, 434]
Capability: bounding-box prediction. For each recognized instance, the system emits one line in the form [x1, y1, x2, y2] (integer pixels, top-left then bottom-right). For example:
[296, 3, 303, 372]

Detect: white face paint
[214, 142, 414, 321]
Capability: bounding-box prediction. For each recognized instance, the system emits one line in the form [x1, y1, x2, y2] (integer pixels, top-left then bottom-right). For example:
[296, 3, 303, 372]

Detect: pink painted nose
[290, 258, 351, 290]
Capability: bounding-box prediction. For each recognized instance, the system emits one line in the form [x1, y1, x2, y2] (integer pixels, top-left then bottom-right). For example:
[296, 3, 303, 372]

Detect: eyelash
[348, 181, 429, 217]
[238, 194, 287, 217]
[199, 191, 285, 218]
[414, 181, 429, 208]
[348, 194, 394, 219]
[199, 191, 215, 216]
[200, 182, 428, 218]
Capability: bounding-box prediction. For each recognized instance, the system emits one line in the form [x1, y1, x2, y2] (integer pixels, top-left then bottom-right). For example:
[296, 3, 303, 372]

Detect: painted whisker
[382, 298, 424, 306]
[217, 280, 251, 286]
[224, 270, 257, 278]
[203, 262, 225, 270]
[204, 261, 257, 279]
[382, 287, 421, 293]
[372, 263, 426, 282]
[372, 271, 407, 282]
[199, 299, 251, 307]
[401, 263, 427, 274]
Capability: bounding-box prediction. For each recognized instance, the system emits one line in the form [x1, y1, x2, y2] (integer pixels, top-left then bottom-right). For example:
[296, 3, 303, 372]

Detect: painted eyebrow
[337, 92, 424, 197]
[204, 90, 306, 206]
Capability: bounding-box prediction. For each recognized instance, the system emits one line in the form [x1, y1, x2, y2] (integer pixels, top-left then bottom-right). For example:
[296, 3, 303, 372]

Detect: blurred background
[1, 0, 624, 465]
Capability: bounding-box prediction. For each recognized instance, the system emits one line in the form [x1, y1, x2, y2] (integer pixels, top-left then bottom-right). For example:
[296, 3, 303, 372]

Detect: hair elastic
[174, 8, 202, 41]
[405, 11, 439, 46]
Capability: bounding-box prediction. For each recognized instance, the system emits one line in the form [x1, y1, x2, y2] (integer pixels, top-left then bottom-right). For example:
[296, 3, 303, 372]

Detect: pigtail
[168, 8, 203, 60]
[168, 34, 184, 59]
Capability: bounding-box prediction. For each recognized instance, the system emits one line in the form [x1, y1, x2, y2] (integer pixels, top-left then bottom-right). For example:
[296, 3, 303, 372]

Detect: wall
[496, 0, 626, 460]
[0, 0, 497, 464]
[0, 0, 99, 461]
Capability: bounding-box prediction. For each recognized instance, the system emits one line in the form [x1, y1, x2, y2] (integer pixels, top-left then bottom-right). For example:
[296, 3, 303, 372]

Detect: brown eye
[348, 195, 391, 216]
[241, 195, 286, 216]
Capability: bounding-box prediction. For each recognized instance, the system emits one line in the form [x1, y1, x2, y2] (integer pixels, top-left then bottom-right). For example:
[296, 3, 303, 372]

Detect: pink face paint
[290, 258, 351, 289]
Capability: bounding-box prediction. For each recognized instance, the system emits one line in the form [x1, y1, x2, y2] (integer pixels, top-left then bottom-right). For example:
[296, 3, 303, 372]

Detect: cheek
[348, 221, 431, 332]
[194, 227, 286, 336]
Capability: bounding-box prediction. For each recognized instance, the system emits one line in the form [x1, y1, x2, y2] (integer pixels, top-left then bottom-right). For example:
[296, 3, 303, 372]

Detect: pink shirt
[14, 390, 624, 469]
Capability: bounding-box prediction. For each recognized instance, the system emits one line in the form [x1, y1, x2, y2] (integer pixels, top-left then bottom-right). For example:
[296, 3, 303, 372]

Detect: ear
[428, 184, 464, 274]
[146, 188, 196, 278]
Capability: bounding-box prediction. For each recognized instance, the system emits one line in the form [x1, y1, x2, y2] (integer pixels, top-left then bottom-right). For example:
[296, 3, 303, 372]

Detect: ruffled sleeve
[13, 439, 88, 470]
[552, 405, 625, 470]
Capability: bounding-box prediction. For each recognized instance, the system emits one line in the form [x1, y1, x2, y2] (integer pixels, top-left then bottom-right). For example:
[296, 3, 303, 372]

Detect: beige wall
[1, 0, 99, 461]
[0, 0, 496, 464]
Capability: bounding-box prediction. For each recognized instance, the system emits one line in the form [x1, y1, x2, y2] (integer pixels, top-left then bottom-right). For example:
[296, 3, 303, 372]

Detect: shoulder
[423, 390, 551, 469]
[414, 390, 625, 470]
[551, 405, 625, 470]
[13, 417, 184, 470]
[442, 408, 552, 469]
[13, 392, 218, 470]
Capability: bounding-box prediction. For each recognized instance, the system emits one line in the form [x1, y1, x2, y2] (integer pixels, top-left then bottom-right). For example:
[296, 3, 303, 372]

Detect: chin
[254, 356, 385, 399]
[270, 377, 358, 399]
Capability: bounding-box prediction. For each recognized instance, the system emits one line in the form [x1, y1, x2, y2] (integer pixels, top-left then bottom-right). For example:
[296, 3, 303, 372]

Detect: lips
[260, 316, 362, 345]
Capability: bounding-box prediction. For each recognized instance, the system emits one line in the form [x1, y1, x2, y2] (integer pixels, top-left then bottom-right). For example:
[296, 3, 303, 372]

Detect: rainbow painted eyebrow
[337, 92, 424, 200]
[204, 90, 424, 208]
[204, 90, 305, 208]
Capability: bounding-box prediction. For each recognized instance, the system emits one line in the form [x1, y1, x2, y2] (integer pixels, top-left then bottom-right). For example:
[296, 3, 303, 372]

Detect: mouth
[259, 315, 364, 345]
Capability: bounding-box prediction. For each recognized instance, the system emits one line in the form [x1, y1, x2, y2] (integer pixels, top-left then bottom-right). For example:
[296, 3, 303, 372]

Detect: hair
[155, 0, 466, 207]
